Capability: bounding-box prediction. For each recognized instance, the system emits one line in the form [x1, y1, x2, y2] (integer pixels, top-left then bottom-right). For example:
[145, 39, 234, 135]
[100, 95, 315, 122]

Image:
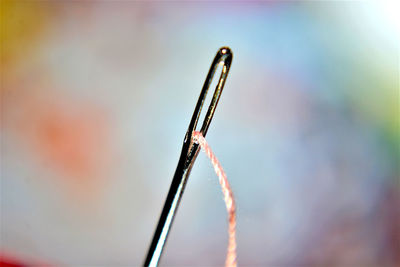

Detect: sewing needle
[144, 47, 233, 267]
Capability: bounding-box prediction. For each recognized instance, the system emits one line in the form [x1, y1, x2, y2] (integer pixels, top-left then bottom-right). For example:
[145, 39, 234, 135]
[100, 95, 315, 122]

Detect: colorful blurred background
[1, 1, 399, 266]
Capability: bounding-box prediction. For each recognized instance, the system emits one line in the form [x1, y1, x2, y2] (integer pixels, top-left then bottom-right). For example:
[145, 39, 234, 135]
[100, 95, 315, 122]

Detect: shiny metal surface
[144, 47, 233, 267]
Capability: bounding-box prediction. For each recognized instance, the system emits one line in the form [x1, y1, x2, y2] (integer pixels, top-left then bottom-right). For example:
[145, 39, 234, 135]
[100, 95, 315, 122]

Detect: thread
[192, 131, 237, 267]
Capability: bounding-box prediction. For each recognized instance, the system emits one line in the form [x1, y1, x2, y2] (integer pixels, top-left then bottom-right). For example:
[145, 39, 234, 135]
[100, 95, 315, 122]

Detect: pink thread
[192, 131, 237, 267]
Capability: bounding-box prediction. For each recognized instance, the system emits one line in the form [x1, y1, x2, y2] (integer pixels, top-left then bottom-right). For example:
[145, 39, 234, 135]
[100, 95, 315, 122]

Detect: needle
[144, 47, 233, 267]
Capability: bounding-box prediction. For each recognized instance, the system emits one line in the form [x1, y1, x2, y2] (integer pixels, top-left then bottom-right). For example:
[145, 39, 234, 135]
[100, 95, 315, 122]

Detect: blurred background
[1, 1, 399, 266]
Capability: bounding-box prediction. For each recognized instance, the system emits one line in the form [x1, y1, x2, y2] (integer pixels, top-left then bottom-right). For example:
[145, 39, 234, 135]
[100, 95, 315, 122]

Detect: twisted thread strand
[192, 131, 237, 267]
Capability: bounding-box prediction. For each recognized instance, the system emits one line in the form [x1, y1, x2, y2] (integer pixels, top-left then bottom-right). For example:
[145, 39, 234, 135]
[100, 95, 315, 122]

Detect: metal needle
[144, 47, 233, 267]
